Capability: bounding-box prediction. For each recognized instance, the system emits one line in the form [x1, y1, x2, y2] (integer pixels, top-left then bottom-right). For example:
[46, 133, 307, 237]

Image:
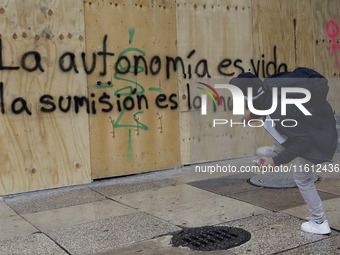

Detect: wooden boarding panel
[1, 0, 339, 194]
[295, 0, 315, 69]
[176, 0, 272, 164]
[252, 0, 296, 75]
[84, 0, 181, 178]
[312, 0, 340, 112]
[189, 78, 272, 164]
[0, 0, 91, 195]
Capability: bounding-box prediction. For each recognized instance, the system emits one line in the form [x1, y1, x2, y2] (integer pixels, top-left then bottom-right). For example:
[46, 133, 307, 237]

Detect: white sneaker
[301, 219, 331, 235]
[256, 146, 277, 157]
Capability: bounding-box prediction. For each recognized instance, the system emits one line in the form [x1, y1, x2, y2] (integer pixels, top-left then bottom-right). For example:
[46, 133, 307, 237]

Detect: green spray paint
[114, 109, 148, 131]
[129, 27, 135, 45]
[93, 84, 114, 89]
[114, 28, 148, 157]
[148, 87, 163, 93]
[92, 28, 149, 158]
[127, 129, 133, 158]
[113, 47, 146, 96]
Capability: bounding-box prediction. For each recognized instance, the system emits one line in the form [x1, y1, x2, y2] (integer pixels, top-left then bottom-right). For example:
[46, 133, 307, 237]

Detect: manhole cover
[171, 226, 251, 251]
[249, 172, 319, 189]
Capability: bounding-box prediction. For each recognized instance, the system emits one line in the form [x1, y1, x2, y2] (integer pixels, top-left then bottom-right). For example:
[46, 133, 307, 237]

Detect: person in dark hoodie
[230, 67, 337, 235]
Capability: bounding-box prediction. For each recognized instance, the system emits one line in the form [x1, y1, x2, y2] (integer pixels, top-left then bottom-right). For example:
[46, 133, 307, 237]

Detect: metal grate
[171, 226, 251, 251]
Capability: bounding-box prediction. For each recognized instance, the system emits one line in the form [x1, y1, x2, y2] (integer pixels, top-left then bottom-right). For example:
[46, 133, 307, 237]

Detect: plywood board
[84, 0, 181, 178]
[295, 0, 315, 69]
[176, 0, 272, 164]
[312, 0, 340, 112]
[252, 0, 296, 75]
[0, 0, 91, 195]
[1, 0, 339, 194]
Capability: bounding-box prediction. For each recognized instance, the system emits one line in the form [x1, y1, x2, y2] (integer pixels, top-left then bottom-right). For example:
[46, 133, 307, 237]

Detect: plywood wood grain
[312, 0, 340, 112]
[295, 0, 315, 69]
[0, 0, 91, 195]
[84, 0, 181, 178]
[1, 0, 339, 194]
[176, 0, 272, 164]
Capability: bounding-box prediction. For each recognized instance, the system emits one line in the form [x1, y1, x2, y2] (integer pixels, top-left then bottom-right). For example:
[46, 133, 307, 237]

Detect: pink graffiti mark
[326, 18, 340, 69]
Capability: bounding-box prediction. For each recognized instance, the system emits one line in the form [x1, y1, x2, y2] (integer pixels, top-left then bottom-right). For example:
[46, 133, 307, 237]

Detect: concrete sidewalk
[1, 155, 340, 255]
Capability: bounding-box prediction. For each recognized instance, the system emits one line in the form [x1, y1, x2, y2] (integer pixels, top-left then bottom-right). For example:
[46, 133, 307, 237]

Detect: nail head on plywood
[48, 9, 53, 16]
[0, 7, 4, 14]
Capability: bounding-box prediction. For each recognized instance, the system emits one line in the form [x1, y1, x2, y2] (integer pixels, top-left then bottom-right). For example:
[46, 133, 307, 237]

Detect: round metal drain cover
[249, 172, 319, 189]
[171, 226, 251, 251]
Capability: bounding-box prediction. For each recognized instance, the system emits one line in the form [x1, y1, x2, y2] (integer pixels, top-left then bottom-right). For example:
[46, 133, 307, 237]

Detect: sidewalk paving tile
[316, 177, 340, 195]
[4, 187, 106, 214]
[282, 197, 340, 231]
[0, 201, 37, 241]
[0, 233, 67, 255]
[46, 212, 181, 255]
[96, 212, 335, 255]
[91, 179, 177, 197]
[22, 199, 137, 231]
[94, 235, 236, 255]
[228, 188, 339, 211]
[112, 184, 217, 205]
[188, 173, 259, 196]
[112, 184, 269, 227]
[279, 235, 340, 255]
[220, 212, 335, 254]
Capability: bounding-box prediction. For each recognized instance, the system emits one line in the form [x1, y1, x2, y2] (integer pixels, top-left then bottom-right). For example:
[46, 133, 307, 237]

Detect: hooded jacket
[260, 68, 337, 165]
